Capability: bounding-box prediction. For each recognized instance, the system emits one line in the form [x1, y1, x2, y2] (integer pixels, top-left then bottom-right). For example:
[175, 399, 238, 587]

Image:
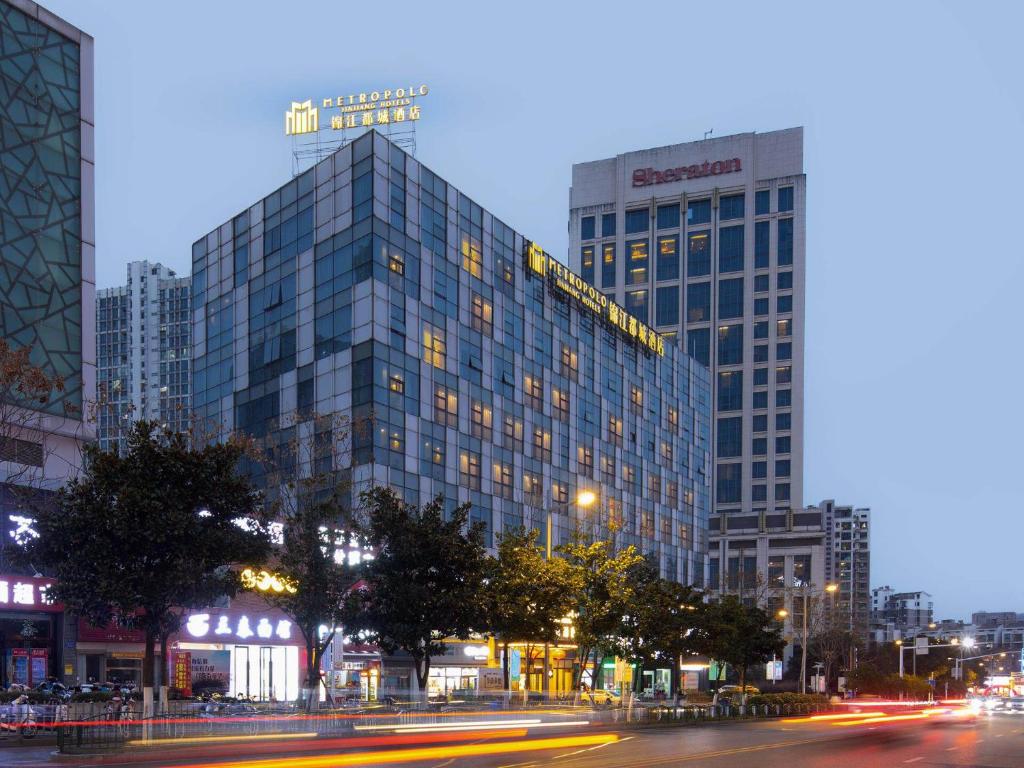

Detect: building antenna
[704, 129, 713, 140]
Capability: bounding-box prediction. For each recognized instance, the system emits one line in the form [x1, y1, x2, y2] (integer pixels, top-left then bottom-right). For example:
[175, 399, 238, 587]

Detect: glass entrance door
[233, 646, 251, 698]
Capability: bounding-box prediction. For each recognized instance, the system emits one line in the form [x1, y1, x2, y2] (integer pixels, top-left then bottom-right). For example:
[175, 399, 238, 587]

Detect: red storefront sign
[632, 158, 742, 187]
[77, 619, 146, 643]
[0, 574, 62, 612]
[173, 651, 192, 696]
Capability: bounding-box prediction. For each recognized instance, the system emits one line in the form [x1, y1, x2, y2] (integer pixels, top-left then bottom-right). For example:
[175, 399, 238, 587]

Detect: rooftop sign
[285, 84, 429, 136]
[526, 242, 665, 356]
[632, 157, 741, 187]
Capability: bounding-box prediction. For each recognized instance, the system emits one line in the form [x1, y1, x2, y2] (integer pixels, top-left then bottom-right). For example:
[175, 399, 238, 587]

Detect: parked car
[717, 684, 759, 701]
[584, 688, 621, 706]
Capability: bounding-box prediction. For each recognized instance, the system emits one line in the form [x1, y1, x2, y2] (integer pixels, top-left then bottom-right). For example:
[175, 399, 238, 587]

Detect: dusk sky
[48, 0, 1023, 620]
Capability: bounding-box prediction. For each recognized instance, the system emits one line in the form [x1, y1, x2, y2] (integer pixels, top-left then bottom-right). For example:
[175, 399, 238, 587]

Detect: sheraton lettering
[632, 158, 742, 187]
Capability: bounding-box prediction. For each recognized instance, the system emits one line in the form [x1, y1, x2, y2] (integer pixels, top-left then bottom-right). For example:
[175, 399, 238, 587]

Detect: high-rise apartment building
[96, 261, 191, 451]
[568, 129, 805, 525]
[816, 499, 871, 643]
[870, 587, 934, 642]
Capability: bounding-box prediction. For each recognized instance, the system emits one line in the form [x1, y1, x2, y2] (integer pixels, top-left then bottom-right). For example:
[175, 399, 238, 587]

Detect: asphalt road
[5, 713, 1024, 767]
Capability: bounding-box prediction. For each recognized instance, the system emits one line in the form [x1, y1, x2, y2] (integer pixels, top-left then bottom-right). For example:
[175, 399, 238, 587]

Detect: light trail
[170, 732, 620, 768]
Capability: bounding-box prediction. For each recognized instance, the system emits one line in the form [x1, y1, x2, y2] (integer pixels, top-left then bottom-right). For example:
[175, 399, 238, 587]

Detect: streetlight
[544, 489, 597, 698]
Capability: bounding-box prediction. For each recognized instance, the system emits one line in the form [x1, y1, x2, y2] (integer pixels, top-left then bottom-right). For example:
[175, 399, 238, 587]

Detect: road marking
[903, 758, 924, 764]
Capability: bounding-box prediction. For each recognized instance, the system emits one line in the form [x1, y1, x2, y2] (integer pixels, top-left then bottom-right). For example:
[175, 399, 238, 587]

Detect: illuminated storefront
[425, 640, 499, 698]
[0, 575, 63, 687]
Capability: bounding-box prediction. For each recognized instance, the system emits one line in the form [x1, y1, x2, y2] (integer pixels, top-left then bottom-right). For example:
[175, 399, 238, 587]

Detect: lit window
[630, 384, 643, 412]
[471, 400, 493, 440]
[423, 325, 446, 369]
[434, 386, 458, 427]
[524, 374, 543, 410]
[461, 234, 482, 278]
[389, 374, 404, 393]
[552, 387, 569, 422]
[560, 345, 578, 380]
[459, 451, 481, 490]
[471, 294, 493, 336]
[389, 252, 405, 275]
[607, 414, 623, 446]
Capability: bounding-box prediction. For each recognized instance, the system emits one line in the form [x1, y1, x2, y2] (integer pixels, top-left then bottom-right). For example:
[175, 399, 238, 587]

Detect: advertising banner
[173, 652, 192, 697]
[190, 651, 230, 694]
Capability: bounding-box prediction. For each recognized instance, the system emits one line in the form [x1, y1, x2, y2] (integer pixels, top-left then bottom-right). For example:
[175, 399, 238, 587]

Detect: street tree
[558, 532, 644, 692]
[701, 595, 784, 698]
[482, 527, 579, 691]
[354, 487, 489, 695]
[12, 421, 271, 714]
[610, 557, 704, 697]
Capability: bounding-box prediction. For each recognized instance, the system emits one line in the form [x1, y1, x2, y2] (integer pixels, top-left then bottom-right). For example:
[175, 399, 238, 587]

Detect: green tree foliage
[610, 556, 704, 695]
[354, 487, 489, 693]
[482, 527, 579, 690]
[257, 497, 365, 707]
[13, 422, 270, 708]
[701, 595, 784, 696]
[557, 532, 644, 691]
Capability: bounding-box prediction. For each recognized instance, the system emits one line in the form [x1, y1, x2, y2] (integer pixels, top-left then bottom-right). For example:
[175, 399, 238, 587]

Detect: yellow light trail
[173, 732, 619, 768]
[781, 711, 886, 723]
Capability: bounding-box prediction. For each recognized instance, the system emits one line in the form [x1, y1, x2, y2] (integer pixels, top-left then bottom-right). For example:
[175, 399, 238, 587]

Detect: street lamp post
[543, 489, 596, 700]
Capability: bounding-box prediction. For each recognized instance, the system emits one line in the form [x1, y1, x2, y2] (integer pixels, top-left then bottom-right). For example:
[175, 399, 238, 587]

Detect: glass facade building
[569, 129, 805, 530]
[192, 130, 711, 584]
[96, 261, 191, 452]
[0, 0, 95, 492]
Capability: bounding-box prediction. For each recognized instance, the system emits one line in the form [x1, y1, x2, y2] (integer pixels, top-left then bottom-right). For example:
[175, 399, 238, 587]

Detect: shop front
[0, 574, 63, 687]
[175, 596, 304, 702]
[425, 639, 498, 699]
[76, 619, 149, 689]
[323, 636, 381, 702]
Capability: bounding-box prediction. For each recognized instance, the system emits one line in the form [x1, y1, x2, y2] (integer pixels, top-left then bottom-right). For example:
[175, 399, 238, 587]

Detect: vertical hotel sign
[285, 84, 429, 136]
[526, 242, 664, 356]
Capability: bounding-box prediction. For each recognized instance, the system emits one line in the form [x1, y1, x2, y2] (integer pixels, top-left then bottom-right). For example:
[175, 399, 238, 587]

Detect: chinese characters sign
[285, 84, 429, 136]
[173, 652, 192, 697]
[526, 242, 665, 356]
[0, 575, 60, 612]
[184, 612, 294, 642]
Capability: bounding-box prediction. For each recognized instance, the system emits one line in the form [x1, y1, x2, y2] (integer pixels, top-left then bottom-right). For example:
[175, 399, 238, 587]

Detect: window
[777, 319, 792, 338]
[718, 278, 744, 319]
[389, 251, 405, 275]
[776, 435, 791, 454]
[752, 484, 767, 502]
[532, 427, 552, 462]
[753, 414, 767, 432]
[626, 239, 649, 284]
[560, 345, 578, 379]
[601, 212, 616, 237]
[423, 324, 446, 368]
[471, 294, 493, 336]
[776, 389, 792, 407]
[661, 439, 673, 462]
[581, 246, 595, 284]
[523, 471, 542, 505]
[630, 384, 643, 412]
[755, 189, 770, 215]
[434, 385, 458, 427]
[459, 450, 481, 490]
[668, 406, 679, 431]
[602, 243, 616, 289]
[752, 461, 767, 479]
[776, 342, 792, 361]
[625, 209, 649, 234]
[719, 225, 744, 273]
[625, 289, 648, 322]
[719, 194, 744, 220]
[578, 443, 594, 476]
[524, 373, 543, 410]
[754, 320, 768, 339]
[717, 417, 742, 458]
[471, 400, 493, 439]
[607, 414, 623, 446]
[657, 203, 680, 230]
[717, 324, 743, 365]
[755, 274, 769, 293]
[776, 412, 791, 431]
[655, 285, 679, 326]
[687, 282, 710, 322]
[687, 198, 711, 225]
[778, 217, 793, 266]
[687, 232, 711, 276]
[776, 482, 791, 501]
[717, 370, 742, 411]
[503, 413, 524, 452]
[755, 220, 770, 269]
[778, 186, 794, 212]
[717, 462, 741, 504]
[753, 390, 768, 409]
[656, 235, 679, 281]
[754, 344, 768, 362]
[753, 367, 768, 386]
[776, 365, 792, 384]
[461, 233, 482, 278]
[581, 215, 595, 240]
[752, 437, 767, 456]
[777, 271, 793, 290]
[389, 373, 405, 393]
[687, 329, 709, 367]
[777, 295, 793, 313]
[754, 297, 769, 316]
[552, 387, 569, 421]
[493, 461, 513, 499]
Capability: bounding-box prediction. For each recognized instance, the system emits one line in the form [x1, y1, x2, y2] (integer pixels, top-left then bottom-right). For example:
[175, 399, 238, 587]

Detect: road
[5, 712, 1023, 767]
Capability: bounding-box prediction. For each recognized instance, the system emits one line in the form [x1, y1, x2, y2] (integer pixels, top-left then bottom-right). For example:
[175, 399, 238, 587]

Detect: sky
[45, 0, 1024, 621]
